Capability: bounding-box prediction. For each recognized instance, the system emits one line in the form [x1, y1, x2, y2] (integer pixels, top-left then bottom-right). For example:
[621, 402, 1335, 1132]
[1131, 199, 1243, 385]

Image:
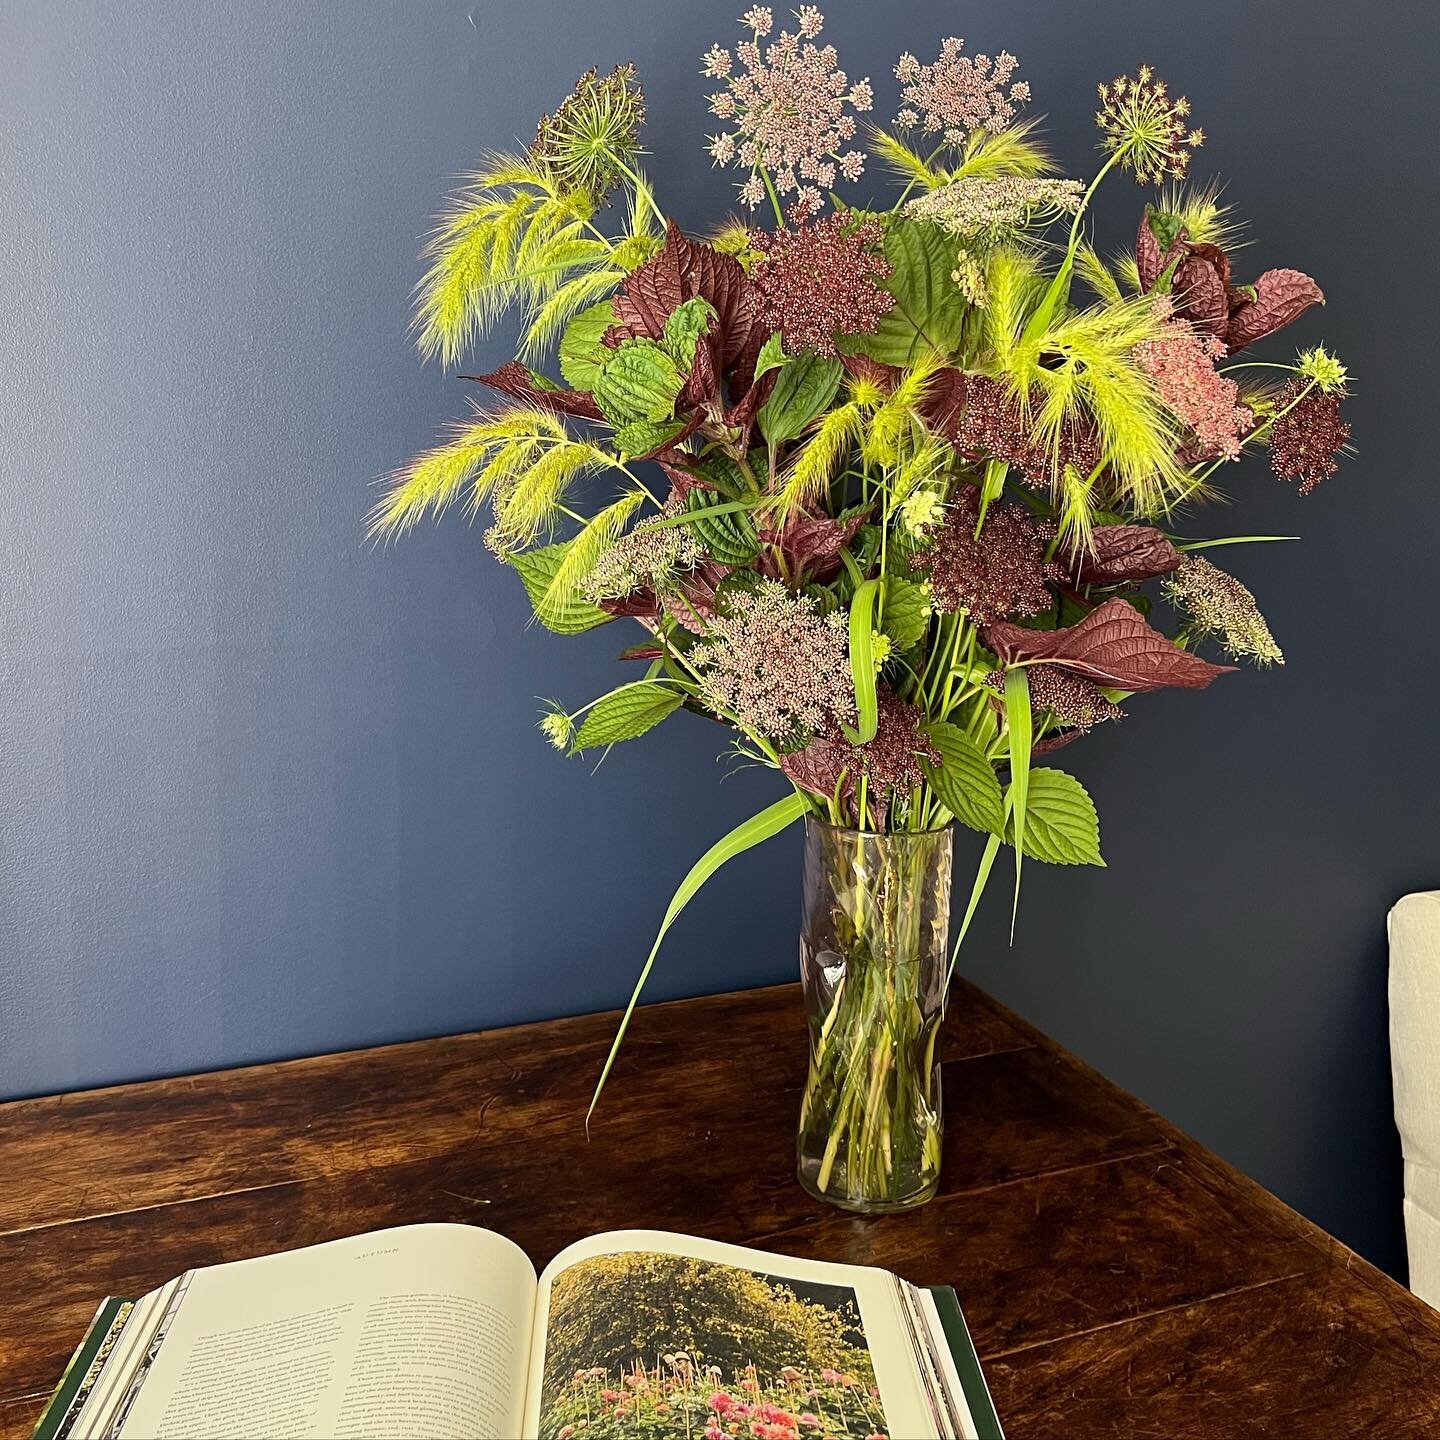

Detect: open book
[33, 1225, 1002, 1440]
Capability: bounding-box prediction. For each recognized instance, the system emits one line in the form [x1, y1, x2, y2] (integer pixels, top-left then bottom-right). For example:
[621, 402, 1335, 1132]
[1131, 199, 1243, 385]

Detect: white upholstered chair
[1389, 891, 1440, 1307]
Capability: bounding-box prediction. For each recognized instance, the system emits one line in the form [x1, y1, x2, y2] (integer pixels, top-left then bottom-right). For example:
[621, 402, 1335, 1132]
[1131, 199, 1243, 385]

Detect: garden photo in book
[538, 1251, 881, 1440]
[375, 9, 1353, 1209]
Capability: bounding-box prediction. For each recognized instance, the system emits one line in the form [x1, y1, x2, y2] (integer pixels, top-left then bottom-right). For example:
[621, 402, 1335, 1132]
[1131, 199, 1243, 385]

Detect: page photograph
[528, 1233, 935, 1440]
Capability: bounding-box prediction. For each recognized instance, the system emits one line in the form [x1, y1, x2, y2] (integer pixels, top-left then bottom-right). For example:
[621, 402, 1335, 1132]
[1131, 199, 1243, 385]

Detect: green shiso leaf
[511, 542, 614, 634]
[922, 721, 1005, 835]
[558, 299, 617, 390]
[592, 337, 683, 425]
[1009, 767, 1104, 866]
[571, 681, 685, 752]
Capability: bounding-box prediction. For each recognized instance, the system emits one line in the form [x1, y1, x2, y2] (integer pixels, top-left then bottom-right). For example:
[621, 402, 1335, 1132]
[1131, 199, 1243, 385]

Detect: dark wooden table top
[1, 981, 1437, 1438]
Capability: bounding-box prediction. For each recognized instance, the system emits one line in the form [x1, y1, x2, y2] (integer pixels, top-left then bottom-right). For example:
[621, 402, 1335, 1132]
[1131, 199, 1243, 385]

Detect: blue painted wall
[1, 1, 1431, 1276]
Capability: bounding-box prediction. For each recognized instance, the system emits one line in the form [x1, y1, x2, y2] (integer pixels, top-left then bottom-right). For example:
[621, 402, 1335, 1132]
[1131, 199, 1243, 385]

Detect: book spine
[29, 1299, 136, 1440]
[925, 1286, 1004, 1440]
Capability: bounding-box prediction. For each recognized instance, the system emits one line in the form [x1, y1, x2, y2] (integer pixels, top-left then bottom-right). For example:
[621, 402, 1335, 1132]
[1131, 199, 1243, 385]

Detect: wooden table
[2, 982, 1437, 1438]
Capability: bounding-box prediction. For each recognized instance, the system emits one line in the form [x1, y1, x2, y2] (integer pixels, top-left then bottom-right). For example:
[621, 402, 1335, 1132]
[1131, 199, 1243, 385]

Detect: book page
[521, 1230, 953, 1440]
[97, 1224, 535, 1440]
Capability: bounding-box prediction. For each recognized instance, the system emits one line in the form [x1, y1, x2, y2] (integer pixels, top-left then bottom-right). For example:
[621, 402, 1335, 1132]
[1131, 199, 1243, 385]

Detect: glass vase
[796, 817, 953, 1213]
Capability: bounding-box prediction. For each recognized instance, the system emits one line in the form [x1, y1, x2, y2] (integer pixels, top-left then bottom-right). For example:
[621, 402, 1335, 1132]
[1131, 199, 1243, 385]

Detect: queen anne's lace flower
[703, 8, 871, 216]
[581, 503, 702, 602]
[692, 580, 854, 742]
[894, 39, 1029, 144]
[905, 177, 1084, 239]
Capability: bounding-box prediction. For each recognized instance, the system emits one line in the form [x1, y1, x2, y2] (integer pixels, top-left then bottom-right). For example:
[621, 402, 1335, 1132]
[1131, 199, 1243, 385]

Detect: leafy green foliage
[541, 1251, 874, 1404]
[512, 542, 615, 634]
[845, 219, 966, 365]
[558, 299, 617, 388]
[592, 338, 684, 425]
[758, 355, 844, 444]
[1003, 666, 1033, 934]
[880, 574, 929, 651]
[590, 791, 811, 1122]
[841, 579, 880, 745]
[922, 722, 1004, 834]
[685, 487, 760, 565]
[572, 681, 685, 751]
[1010, 768, 1104, 866]
[659, 296, 716, 367]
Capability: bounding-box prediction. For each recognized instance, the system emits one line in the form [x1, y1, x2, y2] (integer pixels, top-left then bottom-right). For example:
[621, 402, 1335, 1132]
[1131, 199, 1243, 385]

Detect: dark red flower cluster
[948, 376, 1100, 488]
[915, 484, 1058, 623]
[1269, 380, 1350, 495]
[780, 687, 938, 828]
[986, 665, 1123, 735]
[748, 214, 894, 357]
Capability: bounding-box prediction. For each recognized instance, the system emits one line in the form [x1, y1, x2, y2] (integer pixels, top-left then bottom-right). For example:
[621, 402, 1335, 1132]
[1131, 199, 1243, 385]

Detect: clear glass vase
[796, 817, 953, 1213]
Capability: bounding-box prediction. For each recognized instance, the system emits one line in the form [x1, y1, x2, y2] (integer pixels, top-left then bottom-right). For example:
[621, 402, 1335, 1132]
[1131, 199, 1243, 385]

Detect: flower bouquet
[376, 9, 1351, 1211]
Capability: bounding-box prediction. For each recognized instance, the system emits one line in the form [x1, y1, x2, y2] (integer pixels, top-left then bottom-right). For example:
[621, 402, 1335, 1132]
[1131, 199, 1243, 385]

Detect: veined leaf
[841, 578, 880, 745]
[985, 597, 1235, 692]
[1010, 768, 1104, 866]
[1003, 666, 1032, 938]
[881, 574, 930, 651]
[592, 338, 684, 426]
[758, 354, 844, 444]
[923, 721, 1004, 835]
[511, 542, 614, 634]
[572, 681, 685, 751]
[558, 299, 617, 389]
[753, 332, 789, 383]
[613, 418, 687, 459]
[588, 790, 812, 1123]
[660, 296, 717, 367]
[686, 487, 760, 565]
[844, 219, 966, 366]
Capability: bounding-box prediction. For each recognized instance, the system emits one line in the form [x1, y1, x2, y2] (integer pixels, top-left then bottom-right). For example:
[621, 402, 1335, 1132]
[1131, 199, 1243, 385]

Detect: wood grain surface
[1, 981, 1435, 1438]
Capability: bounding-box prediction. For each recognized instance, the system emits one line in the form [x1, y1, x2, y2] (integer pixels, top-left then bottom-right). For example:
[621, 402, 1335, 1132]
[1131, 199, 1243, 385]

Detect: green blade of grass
[1003, 666, 1032, 941]
[587, 790, 812, 1127]
[841, 578, 880, 745]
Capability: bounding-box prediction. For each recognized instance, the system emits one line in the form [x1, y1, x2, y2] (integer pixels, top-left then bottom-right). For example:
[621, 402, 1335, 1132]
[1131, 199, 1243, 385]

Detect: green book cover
[926, 1284, 1004, 1440]
[30, 1298, 136, 1440]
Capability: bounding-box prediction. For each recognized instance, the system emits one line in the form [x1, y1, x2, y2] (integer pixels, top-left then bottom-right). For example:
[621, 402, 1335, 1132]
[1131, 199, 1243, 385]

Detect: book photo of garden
[539, 1251, 888, 1440]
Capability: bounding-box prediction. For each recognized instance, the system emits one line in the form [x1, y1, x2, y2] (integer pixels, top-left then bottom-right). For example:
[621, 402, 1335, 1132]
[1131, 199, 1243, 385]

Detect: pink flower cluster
[1136, 307, 1252, 462]
[703, 7, 870, 216]
[894, 38, 1029, 143]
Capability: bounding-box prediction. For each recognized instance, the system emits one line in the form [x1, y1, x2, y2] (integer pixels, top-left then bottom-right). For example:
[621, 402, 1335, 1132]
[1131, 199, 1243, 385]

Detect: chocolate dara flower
[748, 214, 894, 357]
[1136, 208, 1324, 351]
[985, 666, 1123, 735]
[780, 687, 939, 828]
[1269, 378, 1351, 495]
[915, 484, 1058, 624]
